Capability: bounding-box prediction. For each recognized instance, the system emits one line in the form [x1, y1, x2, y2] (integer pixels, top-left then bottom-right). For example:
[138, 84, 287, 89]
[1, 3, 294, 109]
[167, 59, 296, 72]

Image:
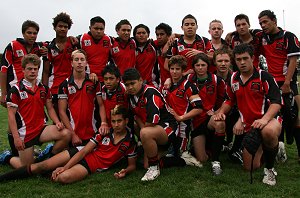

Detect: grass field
[0, 105, 300, 198]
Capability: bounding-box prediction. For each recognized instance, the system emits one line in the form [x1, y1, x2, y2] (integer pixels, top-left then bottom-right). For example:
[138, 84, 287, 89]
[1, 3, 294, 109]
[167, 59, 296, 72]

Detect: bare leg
[192, 135, 208, 162]
[53, 164, 89, 184]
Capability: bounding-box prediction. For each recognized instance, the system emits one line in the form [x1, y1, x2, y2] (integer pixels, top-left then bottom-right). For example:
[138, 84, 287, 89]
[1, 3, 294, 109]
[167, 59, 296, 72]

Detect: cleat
[35, 143, 53, 162]
[262, 168, 277, 186]
[181, 151, 203, 167]
[211, 161, 222, 176]
[228, 150, 243, 165]
[0, 150, 12, 165]
[141, 165, 160, 181]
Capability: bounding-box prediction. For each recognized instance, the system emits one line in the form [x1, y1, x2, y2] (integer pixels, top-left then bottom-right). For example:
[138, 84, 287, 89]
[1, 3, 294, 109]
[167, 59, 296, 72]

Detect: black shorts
[68, 147, 91, 174]
[191, 117, 210, 139]
[24, 125, 47, 148]
[277, 81, 298, 95]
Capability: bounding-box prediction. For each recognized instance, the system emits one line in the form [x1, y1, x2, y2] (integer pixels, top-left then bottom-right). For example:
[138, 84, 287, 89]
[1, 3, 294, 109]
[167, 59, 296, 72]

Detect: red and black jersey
[230, 29, 262, 68]
[209, 38, 229, 73]
[6, 79, 50, 143]
[258, 28, 300, 82]
[1, 38, 46, 89]
[58, 74, 101, 141]
[168, 35, 214, 72]
[111, 37, 136, 75]
[225, 68, 282, 132]
[187, 72, 226, 128]
[78, 32, 112, 81]
[162, 77, 201, 116]
[85, 128, 136, 173]
[99, 82, 128, 127]
[47, 37, 77, 95]
[135, 40, 157, 85]
[153, 40, 171, 88]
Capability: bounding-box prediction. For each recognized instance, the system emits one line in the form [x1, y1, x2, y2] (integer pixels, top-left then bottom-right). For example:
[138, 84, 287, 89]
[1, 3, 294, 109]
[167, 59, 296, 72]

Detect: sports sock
[211, 133, 225, 161]
[148, 155, 159, 167]
[263, 144, 279, 169]
[159, 156, 186, 168]
[0, 165, 32, 182]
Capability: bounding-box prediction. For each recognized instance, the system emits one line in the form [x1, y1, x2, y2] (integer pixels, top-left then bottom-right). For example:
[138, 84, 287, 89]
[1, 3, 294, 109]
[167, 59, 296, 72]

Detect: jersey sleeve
[6, 86, 20, 108]
[285, 32, 300, 56]
[1, 43, 13, 73]
[261, 71, 282, 105]
[145, 90, 164, 124]
[57, 80, 68, 99]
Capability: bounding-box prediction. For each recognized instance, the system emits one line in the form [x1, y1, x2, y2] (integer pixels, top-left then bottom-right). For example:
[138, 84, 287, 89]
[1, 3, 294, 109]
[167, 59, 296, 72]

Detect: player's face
[22, 27, 38, 45]
[72, 53, 87, 73]
[135, 27, 149, 44]
[124, 79, 143, 95]
[117, 24, 132, 42]
[111, 114, 128, 134]
[54, 21, 69, 38]
[23, 63, 39, 82]
[194, 59, 208, 78]
[90, 22, 105, 40]
[169, 64, 183, 83]
[103, 73, 119, 91]
[182, 18, 198, 38]
[155, 29, 168, 46]
[234, 52, 254, 74]
[259, 16, 277, 34]
[209, 22, 223, 39]
[235, 19, 250, 36]
[215, 54, 231, 74]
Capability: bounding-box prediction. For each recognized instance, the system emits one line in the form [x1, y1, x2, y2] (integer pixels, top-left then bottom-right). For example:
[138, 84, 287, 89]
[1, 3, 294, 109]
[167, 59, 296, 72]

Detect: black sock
[0, 165, 32, 182]
[293, 126, 300, 157]
[230, 134, 244, 153]
[263, 144, 279, 169]
[148, 155, 159, 167]
[212, 133, 225, 161]
[159, 156, 186, 168]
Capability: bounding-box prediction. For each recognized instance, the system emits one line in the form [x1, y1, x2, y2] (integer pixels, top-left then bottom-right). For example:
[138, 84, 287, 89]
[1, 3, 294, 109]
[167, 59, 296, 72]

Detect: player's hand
[55, 122, 64, 130]
[182, 69, 194, 76]
[99, 122, 110, 135]
[169, 108, 183, 122]
[233, 119, 244, 135]
[51, 167, 66, 181]
[251, 118, 269, 130]
[214, 113, 226, 121]
[72, 134, 82, 147]
[69, 36, 79, 45]
[89, 73, 98, 83]
[185, 49, 202, 58]
[39, 46, 48, 56]
[280, 83, 291, 94]
[14, 137, 25, 151]
[206, 110, 214, 116]
[114, 169, 127, 179]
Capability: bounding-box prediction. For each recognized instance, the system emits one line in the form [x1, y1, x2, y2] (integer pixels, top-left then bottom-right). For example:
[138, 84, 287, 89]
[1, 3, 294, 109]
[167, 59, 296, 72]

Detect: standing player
[111, 19, 136, 75]
[0, 105, 137, 184]
[215, 43, 282, 186]
[208, 19, 228, 51]
[0, 54, 70, 168]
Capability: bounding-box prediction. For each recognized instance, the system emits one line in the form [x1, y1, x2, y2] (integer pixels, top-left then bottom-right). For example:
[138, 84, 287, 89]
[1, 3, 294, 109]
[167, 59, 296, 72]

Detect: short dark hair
[182, 14, 197, 26]
[122, 68, 141, 82]
[213, 47, 233, 64]
[258, 10, 277, 22]
[22, 20, 39, 34]
[90, 16, 105, 26]
[52, 12, 73, 29]
[21, 54, 41, 69]
[155, 23, 172, 36]
[101, 63, 121, 78]
[133, 24, 150, 37]
[115, 19, 131, 31]
[168, 55, 187, 70]
[111, 105, 129, 119]
[192, 53, 210, 68]
[233, 43, 254, 58]
[234, 14, 250, 26]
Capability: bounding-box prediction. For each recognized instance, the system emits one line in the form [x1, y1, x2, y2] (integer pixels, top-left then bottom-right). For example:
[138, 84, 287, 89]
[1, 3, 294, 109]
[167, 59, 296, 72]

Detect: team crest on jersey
[40, 90, 47, 99]
[51, 49, 59, 56]
[234, 41, 241, 47]
[250, 82, 261, 92]
[68, 86, 77, 94]
[116, 94, 125, 103]
[103, 40, 109, 47]
[178, 45, 185, 52]
[196, 42, 204, 51]
[275, 42, 284, 51]
[86, 85, 94, 94]
[101, 92, 107, 100]
[206, 85, 215, 94]
[84, 40, 91, 46]
[176, 89, 185, 98]
[20, 91, 28, 100]
[129, 43, 135, 49]
[232, 82, 239, 92]
[262, 38, 267, 46]
[113, 46, 119, 53]
[102, 137, 110, 145]
[16, 50, 24, 57]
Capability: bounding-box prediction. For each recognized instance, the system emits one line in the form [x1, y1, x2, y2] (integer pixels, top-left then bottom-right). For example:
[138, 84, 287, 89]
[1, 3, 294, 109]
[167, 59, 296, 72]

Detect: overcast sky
[0, 0, 299, 52]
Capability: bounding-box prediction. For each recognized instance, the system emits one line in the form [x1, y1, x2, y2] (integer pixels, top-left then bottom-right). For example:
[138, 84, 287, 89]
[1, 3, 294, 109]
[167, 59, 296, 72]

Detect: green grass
[0, 105, 300, 198]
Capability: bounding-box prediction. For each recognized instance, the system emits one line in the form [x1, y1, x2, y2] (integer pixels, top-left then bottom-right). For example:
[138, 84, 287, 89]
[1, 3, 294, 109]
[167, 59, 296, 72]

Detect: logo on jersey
[86, 85, 95, 94]
[119, 143, 129, 154]
[116, 94, 125, 103]
[250, 82, 261, 92]
[51, 49, 59, 57]
[275, 42, 284, 51]
[112, 47, 119, 53]
[20, 91, 28, 100]
[103, 40, 109, 47]
[176, 89, 185, 98]
[16, 50, 24, 57]
[178, 45, 185, 52]
[206, 85, 215, 95]
[232, 82, 239, 92]
[40, 90, 47, 99]
[68, 86, 77, 94]
[84, 40, 91, 46]
[101, 92, 107, 100]
[102, 137, 110, 145]
[262, 38, 268, 46]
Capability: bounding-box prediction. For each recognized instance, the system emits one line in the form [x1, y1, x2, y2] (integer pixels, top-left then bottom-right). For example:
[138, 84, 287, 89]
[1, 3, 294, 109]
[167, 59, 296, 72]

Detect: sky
[0, 0, 299, 52]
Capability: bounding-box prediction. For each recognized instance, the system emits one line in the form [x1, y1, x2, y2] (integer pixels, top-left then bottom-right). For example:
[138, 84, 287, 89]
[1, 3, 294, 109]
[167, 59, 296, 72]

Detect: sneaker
[141, 165, 160, 181]
[181, 151, 203, 167]
[276, 141, 287, 163]
[211, 161, 222, 176]
[262, 168, 277, 186]
[35, 143, 53, 162]
[228, 150, 243, 165]
[0, 150, 12, 165]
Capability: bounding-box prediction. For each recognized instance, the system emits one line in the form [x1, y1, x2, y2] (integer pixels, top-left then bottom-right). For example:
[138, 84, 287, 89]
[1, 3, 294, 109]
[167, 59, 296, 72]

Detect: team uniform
[6, 79, 50, 147]
[1, 38, 46, 90]
[135, 40, 157, 86]
[69, 128, 136, 173]
[225, 68, 283, 132]
[111, 37, 136, 75]
[99, 82, 128, 127]
[78, 32, 112, 81]
[162, 78, 202, 151]
[168, 35, 214, 72]
[209, 39, 229, 73]
[58, 74, 101, 142]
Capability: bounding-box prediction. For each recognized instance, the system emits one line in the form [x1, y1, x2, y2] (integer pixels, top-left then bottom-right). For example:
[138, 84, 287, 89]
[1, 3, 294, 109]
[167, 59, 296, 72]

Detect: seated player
[0, 105, 137, 184]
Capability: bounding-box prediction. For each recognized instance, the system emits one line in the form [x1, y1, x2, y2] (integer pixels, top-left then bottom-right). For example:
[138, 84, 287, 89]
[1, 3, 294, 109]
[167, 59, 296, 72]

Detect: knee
[140, 128, 151, 141]
[56, 172, 71, 184]
[61, 129, 71, 141]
